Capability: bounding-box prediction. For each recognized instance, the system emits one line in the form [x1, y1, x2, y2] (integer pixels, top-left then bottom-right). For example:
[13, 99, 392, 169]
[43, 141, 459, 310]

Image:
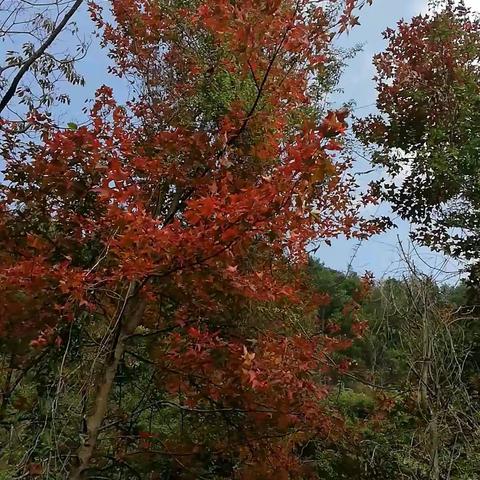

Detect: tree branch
[0, 0, 83, 115]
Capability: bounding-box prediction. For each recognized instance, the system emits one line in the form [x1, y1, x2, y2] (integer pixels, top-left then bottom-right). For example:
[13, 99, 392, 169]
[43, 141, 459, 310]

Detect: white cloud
[414, 0, 480, 15]
[414, 0, 429, 14]
[465, 0, 480, 11]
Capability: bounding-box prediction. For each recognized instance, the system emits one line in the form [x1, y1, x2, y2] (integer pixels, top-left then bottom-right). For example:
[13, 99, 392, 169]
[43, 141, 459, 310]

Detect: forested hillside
[1, 0, 479, 478]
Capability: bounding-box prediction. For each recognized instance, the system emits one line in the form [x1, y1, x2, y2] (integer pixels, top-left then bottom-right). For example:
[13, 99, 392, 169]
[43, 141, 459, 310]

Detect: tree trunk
[68, 283, 146, 479]
[430, 413, 440, 480]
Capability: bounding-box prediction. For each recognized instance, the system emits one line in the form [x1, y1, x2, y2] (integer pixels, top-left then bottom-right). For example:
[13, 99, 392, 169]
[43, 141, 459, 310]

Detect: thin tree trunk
[419, 303, 440, 480]
[430, 413, 440, 480]
[0, 354, 14, 417]
[68, 182, 186, 478]
[68, 283, 146, 479]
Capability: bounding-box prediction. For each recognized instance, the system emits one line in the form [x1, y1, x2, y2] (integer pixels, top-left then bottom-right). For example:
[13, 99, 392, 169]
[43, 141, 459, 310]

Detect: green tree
[357, 1, 480, 266]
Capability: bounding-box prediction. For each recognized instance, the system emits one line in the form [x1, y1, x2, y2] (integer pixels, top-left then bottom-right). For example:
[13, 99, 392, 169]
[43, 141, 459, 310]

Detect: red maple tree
[0, 0, 378, 478]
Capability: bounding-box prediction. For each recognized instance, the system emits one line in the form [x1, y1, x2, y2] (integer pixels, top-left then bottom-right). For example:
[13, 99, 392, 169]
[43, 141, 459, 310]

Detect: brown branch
[0, 0, 83, 115]
[68, 281, 147, 479]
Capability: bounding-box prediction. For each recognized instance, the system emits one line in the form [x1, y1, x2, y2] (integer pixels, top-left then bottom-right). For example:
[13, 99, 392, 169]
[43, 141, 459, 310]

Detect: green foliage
[335, 389, 375, 420]
[307, 258, 361, 320]
[303, 259, 480, 479]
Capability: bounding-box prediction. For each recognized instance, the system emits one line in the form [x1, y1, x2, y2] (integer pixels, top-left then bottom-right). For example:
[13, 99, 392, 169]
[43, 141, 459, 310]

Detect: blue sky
[3, 0, 479, 282]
